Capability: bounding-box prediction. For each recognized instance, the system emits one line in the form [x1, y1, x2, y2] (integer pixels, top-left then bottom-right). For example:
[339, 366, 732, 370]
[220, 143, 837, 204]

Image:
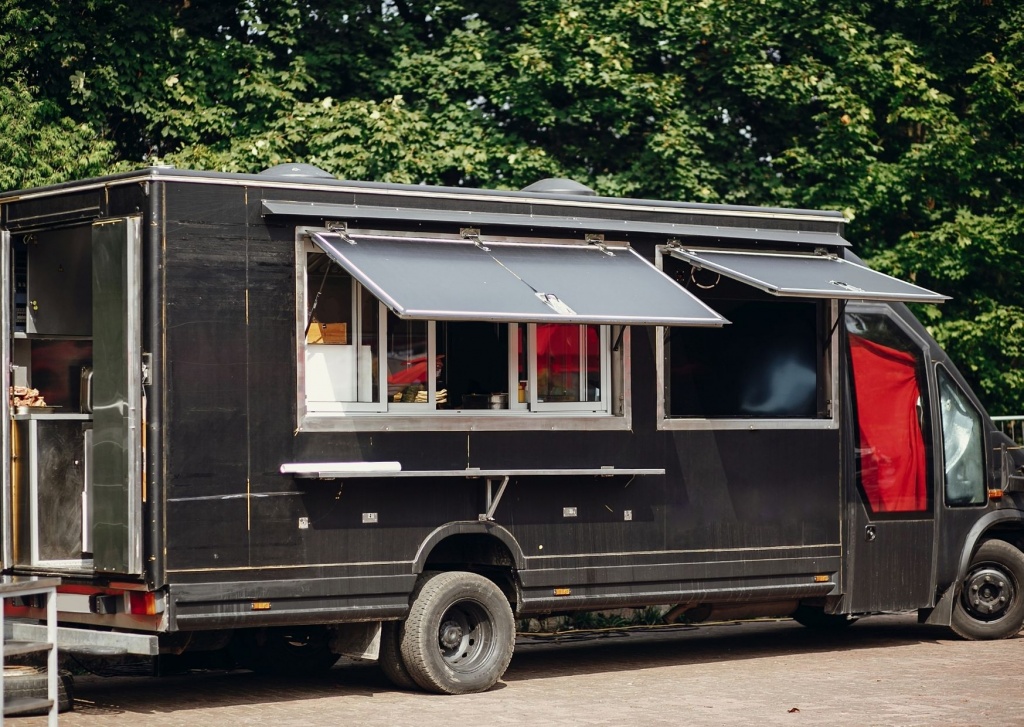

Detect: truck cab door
[844, 306, 936, 612]
[91, 217, 144, 575]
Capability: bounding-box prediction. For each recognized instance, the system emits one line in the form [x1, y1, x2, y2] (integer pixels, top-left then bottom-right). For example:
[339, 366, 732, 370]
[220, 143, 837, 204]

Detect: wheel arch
[955, 509, 1024, 581]
[924, 509, 1024, 627]
[412, 521, 526, 576]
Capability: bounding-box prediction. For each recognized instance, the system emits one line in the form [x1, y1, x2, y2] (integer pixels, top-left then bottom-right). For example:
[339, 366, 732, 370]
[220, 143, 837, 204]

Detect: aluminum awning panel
[309, 232, 726, 326]
[666, 248, 949, 302]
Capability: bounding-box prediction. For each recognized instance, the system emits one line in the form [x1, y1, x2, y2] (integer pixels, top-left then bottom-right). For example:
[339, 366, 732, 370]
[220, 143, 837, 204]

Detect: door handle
[864, 525, 877, 542]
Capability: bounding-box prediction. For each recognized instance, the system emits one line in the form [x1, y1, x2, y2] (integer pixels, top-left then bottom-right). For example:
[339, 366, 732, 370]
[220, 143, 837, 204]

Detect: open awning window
[666, 248, 949, 303]
[309, 231, 726, 326]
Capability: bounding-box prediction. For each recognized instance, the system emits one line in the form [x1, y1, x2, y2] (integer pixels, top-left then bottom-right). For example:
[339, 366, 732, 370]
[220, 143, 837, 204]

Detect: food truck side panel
[155, 179, 843, 628]
[160, 183, 253, 574]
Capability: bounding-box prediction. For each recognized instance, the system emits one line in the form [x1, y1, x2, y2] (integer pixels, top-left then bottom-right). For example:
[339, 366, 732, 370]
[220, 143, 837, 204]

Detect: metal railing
[993, 416, 1024, 445]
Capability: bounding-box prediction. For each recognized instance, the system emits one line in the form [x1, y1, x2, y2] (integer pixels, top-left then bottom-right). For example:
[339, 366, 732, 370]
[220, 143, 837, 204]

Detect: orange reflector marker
[552, 588, 571, 597]
[813, 575, 830, 583]
[128, 592, 159, 616]
[251, 601, 272, 611]
[989, 489, 1004, 500]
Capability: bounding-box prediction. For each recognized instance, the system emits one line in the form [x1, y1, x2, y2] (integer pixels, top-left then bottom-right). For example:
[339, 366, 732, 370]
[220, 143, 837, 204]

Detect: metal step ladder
[0, 576, 59, 726]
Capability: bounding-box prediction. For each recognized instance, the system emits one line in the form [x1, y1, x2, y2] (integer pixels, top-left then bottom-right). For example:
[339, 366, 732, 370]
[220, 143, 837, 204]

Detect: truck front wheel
[951, 539, 1024, 640]
[400, 571, 515, 694]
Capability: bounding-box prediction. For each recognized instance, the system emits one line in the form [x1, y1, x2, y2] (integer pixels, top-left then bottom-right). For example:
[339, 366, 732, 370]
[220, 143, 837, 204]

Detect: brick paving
[10, 613, 1023, 726]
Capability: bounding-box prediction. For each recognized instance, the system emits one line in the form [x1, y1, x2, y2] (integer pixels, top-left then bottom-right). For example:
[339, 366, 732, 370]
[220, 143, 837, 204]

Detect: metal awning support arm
[480, 475, 510, 521]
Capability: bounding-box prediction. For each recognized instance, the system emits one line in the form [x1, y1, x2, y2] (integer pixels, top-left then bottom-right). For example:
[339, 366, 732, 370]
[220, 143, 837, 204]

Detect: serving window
[656, 245, 947, 430]
[302, 257, 614, 415]
[667, 294, 825, 419]
[296, 228, 723, 429]
[662, 273, 831, 422]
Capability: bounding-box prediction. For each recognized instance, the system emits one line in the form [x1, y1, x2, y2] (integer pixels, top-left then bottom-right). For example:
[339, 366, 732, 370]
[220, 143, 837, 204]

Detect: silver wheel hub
[439, 619, 464, 650]
[965, 566, 1015, 618]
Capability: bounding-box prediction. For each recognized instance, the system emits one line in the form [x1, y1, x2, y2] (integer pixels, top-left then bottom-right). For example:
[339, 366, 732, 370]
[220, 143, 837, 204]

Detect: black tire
[378, 621, 417, 690]
[792, 605, 858, 630]
[2, 666, 74, 714]
[951, 539, 1024, 640]
[400, 571, 515, 695]
[230, 626, 339, 675]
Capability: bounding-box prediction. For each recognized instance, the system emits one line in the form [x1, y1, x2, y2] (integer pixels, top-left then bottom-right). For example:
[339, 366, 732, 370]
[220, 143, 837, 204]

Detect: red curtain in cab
[849, 335, 928, 512]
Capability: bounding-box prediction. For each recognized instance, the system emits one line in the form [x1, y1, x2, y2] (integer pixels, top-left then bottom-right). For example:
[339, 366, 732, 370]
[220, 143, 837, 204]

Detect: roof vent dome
[258, 163, 335, 179]
[520, 178, 596, 196]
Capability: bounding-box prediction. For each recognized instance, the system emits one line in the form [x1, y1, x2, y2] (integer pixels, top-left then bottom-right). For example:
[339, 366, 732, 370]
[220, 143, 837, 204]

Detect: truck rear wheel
[400, 571, 515, 694]
[951, 539, 1024, 640]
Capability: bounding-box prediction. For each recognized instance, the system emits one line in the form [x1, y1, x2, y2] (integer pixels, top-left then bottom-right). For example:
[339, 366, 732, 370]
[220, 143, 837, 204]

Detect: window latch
[536, 293, 577, 316]
[829, 280, 865, 293]
[586, 234, 615, 256]
[325, 221, 356, 244]
[461, 228, 490, 251]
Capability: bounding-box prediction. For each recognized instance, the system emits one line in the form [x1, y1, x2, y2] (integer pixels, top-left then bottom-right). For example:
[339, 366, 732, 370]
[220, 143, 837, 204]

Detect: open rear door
[91, 217, 143, 575]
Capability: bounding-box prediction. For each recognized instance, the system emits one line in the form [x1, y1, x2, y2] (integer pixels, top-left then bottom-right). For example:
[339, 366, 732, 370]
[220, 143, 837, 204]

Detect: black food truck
[2, 164, 1023, 694]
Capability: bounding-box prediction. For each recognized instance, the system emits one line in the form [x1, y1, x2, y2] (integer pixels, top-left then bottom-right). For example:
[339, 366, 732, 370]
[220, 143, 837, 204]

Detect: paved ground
[10, 613, 1024, 726]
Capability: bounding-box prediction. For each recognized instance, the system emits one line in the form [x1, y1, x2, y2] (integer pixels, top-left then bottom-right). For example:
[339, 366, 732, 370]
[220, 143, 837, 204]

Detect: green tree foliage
[0, 1, 117, 188]
[1, 0, 1022, 410]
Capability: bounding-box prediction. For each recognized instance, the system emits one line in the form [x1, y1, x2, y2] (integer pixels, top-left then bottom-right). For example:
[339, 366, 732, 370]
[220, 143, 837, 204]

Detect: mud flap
[330, 621, 382, 660]
[921, 583, 955, 626]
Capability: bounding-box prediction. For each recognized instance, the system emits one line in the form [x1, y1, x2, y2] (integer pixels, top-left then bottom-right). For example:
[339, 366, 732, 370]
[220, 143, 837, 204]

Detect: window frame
[844, 303, 935, 516]
[654, 245, 839, 431]
[295, 230, 628, 431]
[303, 269, 388, 414]
[386, 316, 439, 413]
[935, 364, 988, 509]
[527, 323, 612, 414]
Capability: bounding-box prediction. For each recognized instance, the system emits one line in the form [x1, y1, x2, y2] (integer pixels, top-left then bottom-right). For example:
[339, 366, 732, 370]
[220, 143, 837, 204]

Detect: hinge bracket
[141, 353, 152, 386]
[586, 233, 615, 256]
[325, 221, 356, 244]
[461, 228, 490, 251]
